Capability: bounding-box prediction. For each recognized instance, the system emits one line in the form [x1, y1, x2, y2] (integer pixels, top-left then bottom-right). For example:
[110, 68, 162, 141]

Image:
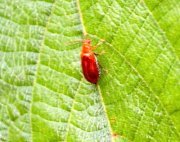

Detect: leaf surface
[144, 0, 180, 57]
[0, 0, 179, 142]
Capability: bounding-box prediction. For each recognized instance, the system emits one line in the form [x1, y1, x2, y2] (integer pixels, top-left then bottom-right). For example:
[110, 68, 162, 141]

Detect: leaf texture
[0, 0, 179, 142]
[144, 0, 180, 57]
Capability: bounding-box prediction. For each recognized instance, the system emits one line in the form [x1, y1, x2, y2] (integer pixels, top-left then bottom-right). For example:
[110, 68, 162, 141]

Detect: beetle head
[83, 39, 91, 45]
[82, 39, 92, 53]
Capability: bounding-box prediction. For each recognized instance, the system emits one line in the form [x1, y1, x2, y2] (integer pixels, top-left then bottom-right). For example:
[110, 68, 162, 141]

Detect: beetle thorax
[82, 45, 91, 53]
[82, 39, 92, 53]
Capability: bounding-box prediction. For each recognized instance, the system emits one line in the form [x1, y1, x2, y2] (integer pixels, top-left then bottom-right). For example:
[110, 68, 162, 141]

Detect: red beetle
[81, 39, 100, 84]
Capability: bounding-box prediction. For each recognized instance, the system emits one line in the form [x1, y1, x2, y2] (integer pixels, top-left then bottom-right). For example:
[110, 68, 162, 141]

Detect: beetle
[81, 39, 100, 84]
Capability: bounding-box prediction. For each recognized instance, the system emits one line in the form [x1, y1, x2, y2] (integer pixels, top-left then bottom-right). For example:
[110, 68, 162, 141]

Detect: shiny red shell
[81, 39, 100, 84]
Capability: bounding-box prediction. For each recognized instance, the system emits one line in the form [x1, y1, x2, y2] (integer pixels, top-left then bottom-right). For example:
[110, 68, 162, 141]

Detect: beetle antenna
[64, 39, 84, 46]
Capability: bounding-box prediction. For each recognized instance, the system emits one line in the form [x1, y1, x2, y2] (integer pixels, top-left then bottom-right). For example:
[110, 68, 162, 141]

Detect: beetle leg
[92, 39, 105, 50]
[102, 68, 108, 74]
[94, 50, 106, 56]
[95, 39, 105, 47]
[98, 64, 108, 74]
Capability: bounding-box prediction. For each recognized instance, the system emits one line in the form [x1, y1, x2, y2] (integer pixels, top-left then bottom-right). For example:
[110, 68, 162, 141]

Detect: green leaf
[144, 0, 180, 58]
[0, 0, 179, 142]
